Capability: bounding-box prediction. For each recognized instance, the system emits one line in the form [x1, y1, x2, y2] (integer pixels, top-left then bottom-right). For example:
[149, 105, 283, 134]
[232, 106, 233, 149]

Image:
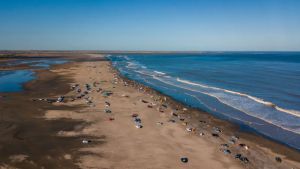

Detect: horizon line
[1, 50, 300, 53]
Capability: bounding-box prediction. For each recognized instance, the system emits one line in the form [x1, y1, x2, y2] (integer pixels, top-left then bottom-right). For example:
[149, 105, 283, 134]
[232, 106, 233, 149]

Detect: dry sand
[46, 60, 243, 169]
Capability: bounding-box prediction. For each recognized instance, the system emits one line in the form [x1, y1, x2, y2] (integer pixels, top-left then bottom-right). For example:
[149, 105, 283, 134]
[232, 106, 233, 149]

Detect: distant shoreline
[1, 50, 300, 57]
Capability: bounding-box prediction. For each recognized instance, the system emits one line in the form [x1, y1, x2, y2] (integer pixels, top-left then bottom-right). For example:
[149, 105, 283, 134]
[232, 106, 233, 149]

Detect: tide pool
[0, 70, 35, 92]
[0, 59, 68, 93]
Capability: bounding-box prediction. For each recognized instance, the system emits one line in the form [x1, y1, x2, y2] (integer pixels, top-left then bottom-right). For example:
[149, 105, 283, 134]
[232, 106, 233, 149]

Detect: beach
[0, 54, 300, 169]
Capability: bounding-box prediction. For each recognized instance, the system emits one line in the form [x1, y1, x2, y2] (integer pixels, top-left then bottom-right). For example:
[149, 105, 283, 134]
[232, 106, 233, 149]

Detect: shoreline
[108, 61, 300, 161]
[107, 54, 300, 152]
[0, 55, 299, 168]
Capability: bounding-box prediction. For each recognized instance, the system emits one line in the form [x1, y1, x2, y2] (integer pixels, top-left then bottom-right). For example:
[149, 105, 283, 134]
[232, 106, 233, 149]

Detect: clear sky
[0, 0, 299, 51]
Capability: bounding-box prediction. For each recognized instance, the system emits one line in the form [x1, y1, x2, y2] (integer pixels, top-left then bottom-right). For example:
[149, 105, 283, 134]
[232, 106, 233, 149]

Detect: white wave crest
[154, 71, 166, 75]
[177, 78, 300, 118]
[151, 76, 300, 134]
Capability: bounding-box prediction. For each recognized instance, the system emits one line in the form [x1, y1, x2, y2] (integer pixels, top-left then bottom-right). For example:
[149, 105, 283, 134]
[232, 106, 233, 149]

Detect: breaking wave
[154, 71, 166, 75]
[151, 77, 300, 134]
[177, 78, 300, 118]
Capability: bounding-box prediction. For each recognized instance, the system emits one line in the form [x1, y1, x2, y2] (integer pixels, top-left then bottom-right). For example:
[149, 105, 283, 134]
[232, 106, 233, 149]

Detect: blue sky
[0, 0, 299, 51]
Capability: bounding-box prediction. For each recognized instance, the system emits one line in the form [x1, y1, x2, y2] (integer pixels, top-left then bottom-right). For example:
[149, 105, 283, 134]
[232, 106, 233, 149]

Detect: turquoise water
[109, 52, 300, 150]
[0, 59, 67, 93]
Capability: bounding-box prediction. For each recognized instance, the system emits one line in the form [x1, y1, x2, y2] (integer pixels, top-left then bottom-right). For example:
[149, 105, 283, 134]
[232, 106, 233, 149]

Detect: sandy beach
[0, 54, 300, 169]
[1, 0, 300, 168]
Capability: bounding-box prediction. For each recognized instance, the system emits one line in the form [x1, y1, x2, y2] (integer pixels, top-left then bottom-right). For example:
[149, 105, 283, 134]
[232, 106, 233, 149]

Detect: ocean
[109, 52, 300, 150]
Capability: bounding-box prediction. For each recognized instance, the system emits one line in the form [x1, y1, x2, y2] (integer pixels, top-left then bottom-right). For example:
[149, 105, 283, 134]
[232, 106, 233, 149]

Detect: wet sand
[0, 63, 88, 168]
[0, 54, 300, 169]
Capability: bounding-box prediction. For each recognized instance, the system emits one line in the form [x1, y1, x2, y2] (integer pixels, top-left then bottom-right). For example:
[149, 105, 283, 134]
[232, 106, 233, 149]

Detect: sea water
[0, 59, 67, 92]
[109, 52, 300, 150]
